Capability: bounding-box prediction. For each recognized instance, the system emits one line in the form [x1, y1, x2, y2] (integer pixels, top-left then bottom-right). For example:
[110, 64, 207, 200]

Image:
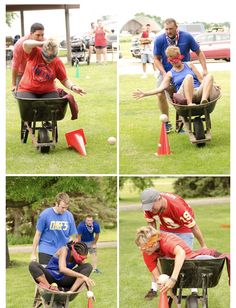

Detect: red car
[190, 32, 230, 62]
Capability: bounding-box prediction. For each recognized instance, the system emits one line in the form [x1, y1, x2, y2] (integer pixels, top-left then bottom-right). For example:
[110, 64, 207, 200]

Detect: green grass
[119, 205, 230, 308]
[6, 62, 117, 174]
[8, 227, 117, 245]
[119, 71, 230, 174]
[119, 177, 176, 204]
[7, 248, 117, 308]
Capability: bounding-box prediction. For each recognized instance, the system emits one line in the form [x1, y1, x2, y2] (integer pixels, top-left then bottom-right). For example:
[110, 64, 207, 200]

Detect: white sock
[152, 282, 157, 291]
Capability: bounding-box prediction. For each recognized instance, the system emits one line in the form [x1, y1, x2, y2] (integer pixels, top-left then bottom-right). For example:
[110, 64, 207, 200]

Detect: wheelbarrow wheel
[185, 294, 199, 308]
[193, 117, 206, 147]
[38, 128, 50, 153]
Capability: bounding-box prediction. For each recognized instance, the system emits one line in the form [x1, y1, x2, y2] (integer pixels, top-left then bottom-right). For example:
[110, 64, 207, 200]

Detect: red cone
[157, 122, 171, 155]
[65, 129, 87, 156]
[88, 298, 93, 308]
[158, 291, 169, 308]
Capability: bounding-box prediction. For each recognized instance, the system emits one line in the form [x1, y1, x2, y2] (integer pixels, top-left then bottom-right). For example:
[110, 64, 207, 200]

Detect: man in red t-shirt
[135, 226, 228, 294]
[140, 187, 206, 300]
[12, 23, 45, 91]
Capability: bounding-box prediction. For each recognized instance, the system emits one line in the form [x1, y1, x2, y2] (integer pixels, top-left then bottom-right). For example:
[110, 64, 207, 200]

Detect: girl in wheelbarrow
[135, 226, 230, 297]
[133, 46, 219, 105]
[16, 38, 86, 98]
[29, 241, 95, 293]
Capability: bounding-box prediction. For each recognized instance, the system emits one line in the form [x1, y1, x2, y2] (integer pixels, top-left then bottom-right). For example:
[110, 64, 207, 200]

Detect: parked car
[179, 23, 205, 37]
[130, 37, 141, 58]
[106, 33, 117, 51]
[190, 32, 230, 62]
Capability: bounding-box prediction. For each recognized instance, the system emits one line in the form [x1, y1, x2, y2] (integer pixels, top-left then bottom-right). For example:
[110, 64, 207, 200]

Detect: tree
[6, 12, 18, 27]
[173, 177, 230, 198]
[119, 177, 154, 199]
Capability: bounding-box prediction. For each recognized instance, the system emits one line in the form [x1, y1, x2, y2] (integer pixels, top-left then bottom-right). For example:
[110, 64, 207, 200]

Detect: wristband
[70, 84, 76, 90]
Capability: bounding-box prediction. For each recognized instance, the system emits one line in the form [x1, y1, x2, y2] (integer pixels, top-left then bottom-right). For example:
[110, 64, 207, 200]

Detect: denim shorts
[141, 53, 154, 64]
[161, 231, 194, 249]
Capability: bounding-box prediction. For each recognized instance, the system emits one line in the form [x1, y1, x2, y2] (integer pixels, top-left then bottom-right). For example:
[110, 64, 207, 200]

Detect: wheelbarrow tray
[159, 257, 225, 288]
[15, 96, 68, 122]
[37, 282, 86, 304]
[166, 91, 221, 118]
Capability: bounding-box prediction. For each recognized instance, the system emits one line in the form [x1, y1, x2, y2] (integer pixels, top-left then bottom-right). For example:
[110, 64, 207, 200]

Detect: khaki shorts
[178, 82, 220, 104]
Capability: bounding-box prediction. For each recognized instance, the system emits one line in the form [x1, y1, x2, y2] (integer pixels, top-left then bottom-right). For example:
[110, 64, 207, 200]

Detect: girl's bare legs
[201, 74, 214, 103]
[182, 74, 194, 105]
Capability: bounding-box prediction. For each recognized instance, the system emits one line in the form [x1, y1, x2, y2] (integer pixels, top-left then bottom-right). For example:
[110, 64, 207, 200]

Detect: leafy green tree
[173, 177, 230, 198]
[119, 177, 154, 192]
[6, 12, 18, 27]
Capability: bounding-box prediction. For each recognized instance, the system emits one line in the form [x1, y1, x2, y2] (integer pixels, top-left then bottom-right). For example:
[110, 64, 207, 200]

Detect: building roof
[121, 16, 161, 34]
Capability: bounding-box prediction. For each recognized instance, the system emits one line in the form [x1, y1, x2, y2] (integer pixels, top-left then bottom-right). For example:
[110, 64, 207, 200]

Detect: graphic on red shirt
[18, 47, 67, 94]
[144, 193, 195, 233]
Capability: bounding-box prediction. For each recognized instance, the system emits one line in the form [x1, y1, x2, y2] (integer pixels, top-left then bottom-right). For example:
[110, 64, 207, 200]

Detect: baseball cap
[141, 188, 160, 211]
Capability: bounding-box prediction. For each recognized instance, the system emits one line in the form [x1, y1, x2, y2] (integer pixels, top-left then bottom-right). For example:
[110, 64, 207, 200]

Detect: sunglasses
[167, 54, 184, 63]
[42, 49, 57, 61]
[140, 234, 159, 251]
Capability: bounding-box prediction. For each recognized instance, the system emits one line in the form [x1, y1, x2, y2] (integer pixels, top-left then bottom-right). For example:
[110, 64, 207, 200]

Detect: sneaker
[141, 73, 147, 79]
[93, 268, 102, 274]
[165, 122, 173, 134]
[144, 289, 157, 300]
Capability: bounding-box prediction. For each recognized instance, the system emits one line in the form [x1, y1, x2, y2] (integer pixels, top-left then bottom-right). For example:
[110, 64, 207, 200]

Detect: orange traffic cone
[65, 129, 87, 156]
[156, 122, 171, 155]
[158, 291, 169, 308]
[88, 298, 93, 308]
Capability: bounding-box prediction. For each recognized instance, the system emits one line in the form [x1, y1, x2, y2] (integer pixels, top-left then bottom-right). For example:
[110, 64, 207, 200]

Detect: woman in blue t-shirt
[133, 46, 219, 105]
[29, 241, 95, 293]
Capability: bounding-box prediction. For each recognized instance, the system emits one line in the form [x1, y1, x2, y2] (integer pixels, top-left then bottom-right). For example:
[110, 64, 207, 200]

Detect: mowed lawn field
[119, 66, 230, 174]
[6, 62, 117, 174]
[119, 204, 230, 308]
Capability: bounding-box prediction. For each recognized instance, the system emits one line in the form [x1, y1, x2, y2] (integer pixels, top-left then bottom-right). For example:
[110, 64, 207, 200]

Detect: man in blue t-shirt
[77, 215, 101, 273]
[30, 192, 77, 265]
[153, 18, 208, 133]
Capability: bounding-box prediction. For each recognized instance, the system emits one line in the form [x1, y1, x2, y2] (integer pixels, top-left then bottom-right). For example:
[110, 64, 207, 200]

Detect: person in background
[77, 215, 102, 273]
[12, 22, 45, 91]
[93, 19, 111, 64]
[30, 192, 78, 265]
[153, 18, 208, 132]
[139, 23, 157, 78]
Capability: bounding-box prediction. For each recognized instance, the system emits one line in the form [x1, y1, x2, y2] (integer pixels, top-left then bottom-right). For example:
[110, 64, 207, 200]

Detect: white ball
[108, 136, 116, 145]
[87, 290, 94, 298]
[160, 114, 168, 123]
[158, 274, 170, 284]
